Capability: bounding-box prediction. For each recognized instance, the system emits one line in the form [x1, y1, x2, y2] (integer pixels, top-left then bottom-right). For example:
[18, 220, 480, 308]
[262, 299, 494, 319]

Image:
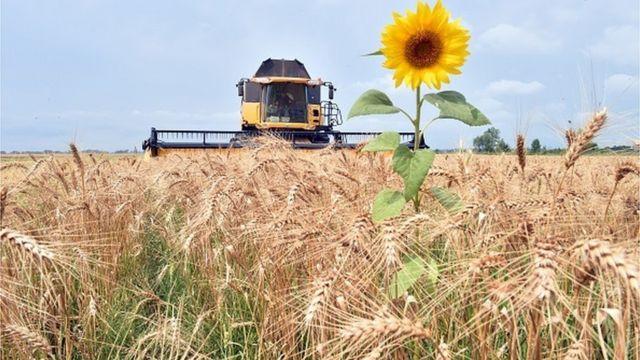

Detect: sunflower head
[381, 0, 470, 90]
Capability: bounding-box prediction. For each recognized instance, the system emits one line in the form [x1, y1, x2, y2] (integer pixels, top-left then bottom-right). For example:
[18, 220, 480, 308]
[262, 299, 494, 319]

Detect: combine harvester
[142, 59, 424, 157]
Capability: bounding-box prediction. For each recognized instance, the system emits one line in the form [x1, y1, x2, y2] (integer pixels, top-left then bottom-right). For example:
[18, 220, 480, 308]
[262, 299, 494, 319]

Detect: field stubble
[0, 135, 639, 359]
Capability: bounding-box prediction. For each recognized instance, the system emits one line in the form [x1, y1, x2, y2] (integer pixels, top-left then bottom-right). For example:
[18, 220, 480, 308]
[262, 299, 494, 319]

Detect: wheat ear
[2, 324, 53, 357]
[0, 228, 55, 262]
[579, 239, 639, 301]
[563, 341, 587, 360]
[564, 109, 607, 170]
[340, 315, 431, 344]
[69, 143, 84, 175]
[516, 134, 526, 174]
[604, 161, 640, 219]
[0, 186, 7, 227]
[565, 129, 576, 147]
[528, 237, 559, 303]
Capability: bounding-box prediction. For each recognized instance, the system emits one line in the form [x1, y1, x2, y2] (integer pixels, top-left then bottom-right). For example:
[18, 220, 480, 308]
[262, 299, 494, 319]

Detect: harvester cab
[235, 59, 342, 144]
[142, 58, 425, 157]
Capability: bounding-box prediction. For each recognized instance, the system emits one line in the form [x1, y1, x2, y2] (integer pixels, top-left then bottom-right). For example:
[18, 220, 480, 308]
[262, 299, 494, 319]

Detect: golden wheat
[0, 137, 637, 359]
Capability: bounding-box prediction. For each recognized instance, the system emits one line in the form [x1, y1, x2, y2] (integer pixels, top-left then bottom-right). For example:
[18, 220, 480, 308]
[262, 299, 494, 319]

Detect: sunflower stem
[414, 85, 422, 152]
[412, 85, 422, 212]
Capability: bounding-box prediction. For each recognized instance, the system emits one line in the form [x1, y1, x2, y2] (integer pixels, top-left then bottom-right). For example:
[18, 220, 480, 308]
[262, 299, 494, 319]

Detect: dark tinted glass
[307, 85, 320, 104]
[244, 82, 261, 102]
[255, 59, 310, 79]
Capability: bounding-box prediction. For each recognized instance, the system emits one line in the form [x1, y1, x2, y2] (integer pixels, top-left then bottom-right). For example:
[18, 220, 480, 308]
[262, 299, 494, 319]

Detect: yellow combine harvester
[142, 59, 423, 157]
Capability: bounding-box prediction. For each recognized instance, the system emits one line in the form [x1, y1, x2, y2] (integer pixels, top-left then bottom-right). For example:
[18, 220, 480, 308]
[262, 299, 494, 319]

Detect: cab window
[263, 83, 307, 123]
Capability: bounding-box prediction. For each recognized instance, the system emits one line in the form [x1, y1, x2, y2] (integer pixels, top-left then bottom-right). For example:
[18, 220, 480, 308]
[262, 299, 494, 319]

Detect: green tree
[530, 139, 541, 153]
[497, 139, 511, 152]
[472, 127, 501, 153]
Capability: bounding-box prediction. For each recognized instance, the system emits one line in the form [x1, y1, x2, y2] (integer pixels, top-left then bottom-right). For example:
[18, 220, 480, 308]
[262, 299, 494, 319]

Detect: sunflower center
[404, 31, 443, 68]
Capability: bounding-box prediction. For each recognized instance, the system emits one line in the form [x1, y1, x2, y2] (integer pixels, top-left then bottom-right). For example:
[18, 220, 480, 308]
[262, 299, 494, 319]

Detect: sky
[1, 0, 639, 152]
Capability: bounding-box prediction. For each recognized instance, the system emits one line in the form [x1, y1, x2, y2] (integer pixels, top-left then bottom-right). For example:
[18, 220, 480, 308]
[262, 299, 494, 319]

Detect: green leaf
[430, 186, 464, 214]
[348, 89, 400, 119]
[425, 258, 439, 295]
[363, 50, 383, 56]
[372, 189, 406, 222]
[362, 132, 400, 152]
[388, 256, 439, 299]
[392, 147, 436, 200]
[423, 91, 491, 126]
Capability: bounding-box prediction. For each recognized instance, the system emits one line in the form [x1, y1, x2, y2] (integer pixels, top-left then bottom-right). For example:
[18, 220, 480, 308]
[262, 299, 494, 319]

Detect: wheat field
[0, 132, 639, 359]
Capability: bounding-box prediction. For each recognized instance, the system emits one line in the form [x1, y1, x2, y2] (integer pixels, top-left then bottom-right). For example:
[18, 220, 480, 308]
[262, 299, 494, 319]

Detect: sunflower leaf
[392, 147, 435, 201]
[423, 91, 491, 126]
[348, 89, 401, 119]
[372, 189, 406, 222]
[362, 132, 400, 152]
[363, 50, 383, 56]
[388, 256, 439, 299]
[430, 187, 464, 214]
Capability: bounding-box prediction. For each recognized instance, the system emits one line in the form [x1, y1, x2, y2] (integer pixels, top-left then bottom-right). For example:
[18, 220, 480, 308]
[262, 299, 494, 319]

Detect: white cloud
[486, 80, 545, 95]
[605, 73, 638, 94]
[478, 24, 561, 54]
[588, 25, 639, 66]
[469, 96, 514, 125]
[473, 97, 504, 113]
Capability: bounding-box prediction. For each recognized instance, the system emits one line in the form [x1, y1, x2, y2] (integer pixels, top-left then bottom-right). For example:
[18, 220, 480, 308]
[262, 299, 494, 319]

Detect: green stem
[413, 85, 422, 211]
[414, 85, 422, 152]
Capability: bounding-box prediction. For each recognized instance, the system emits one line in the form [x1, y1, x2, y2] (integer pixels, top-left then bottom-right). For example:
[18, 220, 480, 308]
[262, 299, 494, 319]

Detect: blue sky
[1, 0, 638, 151]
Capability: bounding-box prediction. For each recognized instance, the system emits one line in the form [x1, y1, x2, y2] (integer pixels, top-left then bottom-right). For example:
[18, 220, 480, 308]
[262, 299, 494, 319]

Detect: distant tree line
[470, 127, 638, 155]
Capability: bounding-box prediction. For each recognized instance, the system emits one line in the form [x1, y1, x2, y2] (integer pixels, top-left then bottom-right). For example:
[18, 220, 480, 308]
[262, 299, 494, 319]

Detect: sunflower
[381, 0, 470, 90]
